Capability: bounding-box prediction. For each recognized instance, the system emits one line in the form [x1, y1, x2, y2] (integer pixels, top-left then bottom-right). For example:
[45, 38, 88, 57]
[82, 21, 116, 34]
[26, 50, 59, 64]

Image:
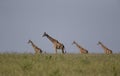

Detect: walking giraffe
[28, 40, 43, 54]
[72, 41, 88, 54]
[97, 41, 112, 54]
[42, 32, 65, 54]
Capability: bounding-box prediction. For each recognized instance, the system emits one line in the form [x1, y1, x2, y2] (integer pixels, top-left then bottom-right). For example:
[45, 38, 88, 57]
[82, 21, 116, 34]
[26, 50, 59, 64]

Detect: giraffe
[97, 41, 112, 54]
[42, 32, 65, 54]
[28, 40, 43, 54]
[72, 41, 88, 54]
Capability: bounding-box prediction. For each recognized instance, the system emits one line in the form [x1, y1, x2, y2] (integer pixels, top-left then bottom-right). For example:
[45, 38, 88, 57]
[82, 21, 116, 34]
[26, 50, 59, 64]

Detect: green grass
[0, 53, 120, 76]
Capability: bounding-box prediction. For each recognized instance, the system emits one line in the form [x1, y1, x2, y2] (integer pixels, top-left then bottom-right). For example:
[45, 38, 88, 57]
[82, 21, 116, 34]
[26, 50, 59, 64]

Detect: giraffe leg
[35, 51, 37, 55]
[53, 45, 57, 54]
[107, 50, 109, 54]
[61, 46, 65, 54]
[81, 50, 84, 54]
[108, 51, 110, 54]
[86, 51, 88, 54]
[111, 51, 112, 54]
[34, 49, 37, 54]
[105, 50, 107, 54]
[62, 49, 64, 54]
[55, 48, 57, 54]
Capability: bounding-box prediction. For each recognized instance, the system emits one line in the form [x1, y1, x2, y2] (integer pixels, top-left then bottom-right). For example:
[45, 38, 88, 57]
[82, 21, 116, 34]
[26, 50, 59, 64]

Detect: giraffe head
[72, 41, 76, 45]
[97, 41, 102, 45]
[28, 40, 32, 44]
[42, 32, 48, 37]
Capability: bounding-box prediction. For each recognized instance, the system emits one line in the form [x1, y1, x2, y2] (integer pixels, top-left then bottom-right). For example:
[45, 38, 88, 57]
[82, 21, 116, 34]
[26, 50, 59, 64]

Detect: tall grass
[0, 53, 120, 76]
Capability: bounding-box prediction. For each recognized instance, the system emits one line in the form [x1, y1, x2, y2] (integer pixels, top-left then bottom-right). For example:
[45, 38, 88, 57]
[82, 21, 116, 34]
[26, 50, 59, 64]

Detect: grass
[0, 53, 120, 76]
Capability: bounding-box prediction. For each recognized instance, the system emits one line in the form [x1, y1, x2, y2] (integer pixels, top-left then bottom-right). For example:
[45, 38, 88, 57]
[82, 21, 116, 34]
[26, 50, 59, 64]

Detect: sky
[0, 0, 120, 53]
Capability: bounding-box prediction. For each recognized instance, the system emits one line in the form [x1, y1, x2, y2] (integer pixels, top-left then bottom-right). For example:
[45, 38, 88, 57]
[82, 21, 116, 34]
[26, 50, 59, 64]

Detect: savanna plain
[0, 53, 120, 76]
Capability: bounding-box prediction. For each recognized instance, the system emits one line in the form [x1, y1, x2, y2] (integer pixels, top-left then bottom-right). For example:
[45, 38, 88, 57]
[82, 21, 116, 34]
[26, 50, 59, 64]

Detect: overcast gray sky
[0, 0, 120, 53]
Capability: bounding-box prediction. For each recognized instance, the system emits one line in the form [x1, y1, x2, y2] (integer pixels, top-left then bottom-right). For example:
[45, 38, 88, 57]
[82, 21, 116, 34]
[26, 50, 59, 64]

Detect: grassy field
[0, 53, 120, 76]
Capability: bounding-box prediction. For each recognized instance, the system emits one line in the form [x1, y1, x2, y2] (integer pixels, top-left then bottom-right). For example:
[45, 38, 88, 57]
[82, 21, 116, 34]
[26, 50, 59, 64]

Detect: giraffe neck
[74, 42, 83, 49]
[99, 43, 108, 50]
[45, 34, 58, 44]
[29, 41, 36, 48]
